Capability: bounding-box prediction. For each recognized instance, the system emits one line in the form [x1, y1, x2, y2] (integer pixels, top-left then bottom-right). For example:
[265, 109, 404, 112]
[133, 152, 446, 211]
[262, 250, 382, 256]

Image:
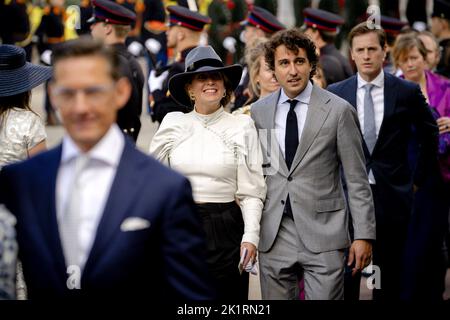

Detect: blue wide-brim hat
[168, 46, 242, 107]
[0, 45, 52, 97]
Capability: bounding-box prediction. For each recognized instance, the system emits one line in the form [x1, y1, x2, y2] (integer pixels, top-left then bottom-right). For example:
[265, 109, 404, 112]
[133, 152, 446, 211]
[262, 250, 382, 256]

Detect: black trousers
[196, 201, 249, 300]
[370, 184, 410, 301]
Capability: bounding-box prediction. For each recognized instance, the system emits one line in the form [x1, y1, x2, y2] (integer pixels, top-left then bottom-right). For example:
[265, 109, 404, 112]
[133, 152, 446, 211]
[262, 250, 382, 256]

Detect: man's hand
[148, 69, 169, 93]
[347, 239, 372, 276]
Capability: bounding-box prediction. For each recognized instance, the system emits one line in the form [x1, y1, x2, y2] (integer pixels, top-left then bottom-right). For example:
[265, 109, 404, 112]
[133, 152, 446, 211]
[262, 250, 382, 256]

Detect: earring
[189, 92, 195, 101]
[222, 92, 226, 98]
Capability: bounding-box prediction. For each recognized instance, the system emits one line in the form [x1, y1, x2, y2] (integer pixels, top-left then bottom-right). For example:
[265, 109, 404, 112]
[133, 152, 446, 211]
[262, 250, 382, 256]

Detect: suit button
[287, 177, 293, 181]
[281, 200, 285, 205]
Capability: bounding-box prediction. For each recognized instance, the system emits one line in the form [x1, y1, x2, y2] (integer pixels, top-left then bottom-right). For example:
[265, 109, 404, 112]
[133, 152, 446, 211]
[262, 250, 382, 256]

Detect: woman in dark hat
[150, 45, 266, 300]
[0, 44, 52, 170]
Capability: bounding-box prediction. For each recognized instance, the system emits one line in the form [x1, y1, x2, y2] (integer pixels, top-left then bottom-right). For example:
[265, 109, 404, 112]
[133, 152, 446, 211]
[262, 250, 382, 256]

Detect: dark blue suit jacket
[328, 73, 439, 223]
[0, 138, 215, 300]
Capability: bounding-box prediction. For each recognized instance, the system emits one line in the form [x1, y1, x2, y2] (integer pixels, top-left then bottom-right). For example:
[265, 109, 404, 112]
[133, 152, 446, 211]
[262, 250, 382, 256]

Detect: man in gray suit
[251, 28, 376, 300]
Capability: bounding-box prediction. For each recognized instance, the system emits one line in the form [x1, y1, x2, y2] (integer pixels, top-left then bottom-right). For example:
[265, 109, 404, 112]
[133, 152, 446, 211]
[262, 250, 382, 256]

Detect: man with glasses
[89, 0, 144, 142]
[0, 37, 215, 300]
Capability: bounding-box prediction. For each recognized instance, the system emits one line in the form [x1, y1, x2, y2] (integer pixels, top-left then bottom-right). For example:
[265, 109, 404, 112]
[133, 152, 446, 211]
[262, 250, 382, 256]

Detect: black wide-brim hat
[168, 46, 243, 107]
[0, 44, 52, 97]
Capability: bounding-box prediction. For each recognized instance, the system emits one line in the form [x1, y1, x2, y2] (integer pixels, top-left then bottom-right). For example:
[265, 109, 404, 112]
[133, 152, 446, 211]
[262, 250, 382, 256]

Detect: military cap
[432, 0, 450, 20]
[87, 0, 136, 25]
[303, 8, 344, 32]
[380, 15, 408, 35]
[241, 6, 285, 34]
[167, 5, 211, 31]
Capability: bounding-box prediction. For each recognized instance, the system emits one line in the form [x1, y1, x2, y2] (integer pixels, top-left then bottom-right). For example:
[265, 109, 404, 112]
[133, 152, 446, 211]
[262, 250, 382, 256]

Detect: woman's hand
[240, 242, 257, 269]
[437, 116, 450, 134]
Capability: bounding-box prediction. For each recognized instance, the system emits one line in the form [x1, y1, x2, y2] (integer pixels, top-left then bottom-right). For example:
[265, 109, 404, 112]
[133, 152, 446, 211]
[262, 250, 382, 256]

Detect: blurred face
[166, 26, 180, 48]
[350, 32, 386, 82]
[49, 56, 130, 152]
[431, 17, 443, 38]
[397, 46, 427, 83]
[273, 45, 312, 99]
[418, 34, 440, 70]
[312, 66, 326, 88]
[244, 25, 265, 45]
[255, 56, 279, 97]
[187, 72, 225, 111]
[303, 28, 320, 50]
[90, 21, 109, 40]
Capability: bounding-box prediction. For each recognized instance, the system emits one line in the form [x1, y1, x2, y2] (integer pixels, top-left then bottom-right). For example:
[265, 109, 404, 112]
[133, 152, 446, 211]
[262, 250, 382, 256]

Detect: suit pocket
[316, 198, 345, 213]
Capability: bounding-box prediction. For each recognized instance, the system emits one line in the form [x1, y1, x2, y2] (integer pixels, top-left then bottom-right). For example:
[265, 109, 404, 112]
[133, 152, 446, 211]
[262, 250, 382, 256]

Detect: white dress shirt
[356, 70, 385, 184]
[275, 81, 312, 159]
[149, 107, 266, 247]
[56, 124, 124, 270]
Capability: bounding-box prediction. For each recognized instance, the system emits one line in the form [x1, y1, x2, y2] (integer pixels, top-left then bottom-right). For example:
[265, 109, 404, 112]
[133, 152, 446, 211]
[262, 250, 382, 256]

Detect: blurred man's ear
[114, 77, 132, 110]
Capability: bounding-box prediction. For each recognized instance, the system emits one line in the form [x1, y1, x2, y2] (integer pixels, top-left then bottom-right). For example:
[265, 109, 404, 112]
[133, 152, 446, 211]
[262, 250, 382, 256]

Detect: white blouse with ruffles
[0, 108, 46, 170]
[149, 107, 266, 247]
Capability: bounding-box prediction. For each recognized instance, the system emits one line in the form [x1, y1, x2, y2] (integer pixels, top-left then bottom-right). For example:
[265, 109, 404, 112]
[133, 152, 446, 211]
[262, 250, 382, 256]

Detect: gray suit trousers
[259, 216, 345, 300]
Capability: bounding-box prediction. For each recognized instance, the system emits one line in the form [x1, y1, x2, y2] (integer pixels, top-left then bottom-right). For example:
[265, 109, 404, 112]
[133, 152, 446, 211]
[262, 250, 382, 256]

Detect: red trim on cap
[248, 17, 272, 33]
[305, 21, 337, 32]
[252, 12, 284, 30]
[96, 14, 131, 25]
[170, 17, 203, 31]
[384, 29, 401, 35]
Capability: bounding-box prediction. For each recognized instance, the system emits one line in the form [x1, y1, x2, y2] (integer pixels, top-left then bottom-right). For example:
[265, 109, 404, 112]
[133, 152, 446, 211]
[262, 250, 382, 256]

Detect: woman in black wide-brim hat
[0, 44, 52, 170]
[150, 46, 266, 300]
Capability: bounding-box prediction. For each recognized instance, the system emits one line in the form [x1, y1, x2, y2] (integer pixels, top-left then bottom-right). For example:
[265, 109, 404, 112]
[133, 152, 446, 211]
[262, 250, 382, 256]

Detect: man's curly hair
[264, 28, 318, 80]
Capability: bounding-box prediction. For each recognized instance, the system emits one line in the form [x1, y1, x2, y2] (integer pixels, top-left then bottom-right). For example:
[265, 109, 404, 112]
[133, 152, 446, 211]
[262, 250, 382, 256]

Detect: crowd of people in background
[0, 0, 449, 301]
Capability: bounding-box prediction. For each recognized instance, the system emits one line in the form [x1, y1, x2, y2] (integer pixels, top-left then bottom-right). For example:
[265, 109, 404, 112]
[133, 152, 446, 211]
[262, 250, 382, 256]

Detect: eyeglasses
[51, 83, 115, 105]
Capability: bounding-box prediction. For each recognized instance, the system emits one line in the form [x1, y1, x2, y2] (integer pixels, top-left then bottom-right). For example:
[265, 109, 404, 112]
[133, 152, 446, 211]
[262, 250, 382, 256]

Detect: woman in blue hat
[150, 45, 266, 300]
[0, 44, 52, 300]
[0, 44, 52, 170]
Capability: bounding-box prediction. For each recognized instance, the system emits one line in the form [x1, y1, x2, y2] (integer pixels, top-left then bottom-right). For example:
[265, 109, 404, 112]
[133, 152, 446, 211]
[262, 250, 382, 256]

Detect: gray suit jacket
[251, 85, 376, 253]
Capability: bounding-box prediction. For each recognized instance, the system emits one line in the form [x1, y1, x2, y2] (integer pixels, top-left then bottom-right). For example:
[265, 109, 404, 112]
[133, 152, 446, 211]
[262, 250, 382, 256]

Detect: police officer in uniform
[302, 8, 354, 85]
[232, 6, 285, 112]
[88, 0, 145, 142]
[148, 5, 210, 124]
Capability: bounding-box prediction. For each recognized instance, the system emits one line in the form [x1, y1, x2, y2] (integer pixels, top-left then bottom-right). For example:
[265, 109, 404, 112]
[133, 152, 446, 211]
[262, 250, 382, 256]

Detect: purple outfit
[425, 70, 450, 182]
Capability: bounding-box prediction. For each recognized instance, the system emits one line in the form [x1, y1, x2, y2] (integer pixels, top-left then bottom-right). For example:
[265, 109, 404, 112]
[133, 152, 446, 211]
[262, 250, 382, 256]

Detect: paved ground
[29, 61, 450, 301]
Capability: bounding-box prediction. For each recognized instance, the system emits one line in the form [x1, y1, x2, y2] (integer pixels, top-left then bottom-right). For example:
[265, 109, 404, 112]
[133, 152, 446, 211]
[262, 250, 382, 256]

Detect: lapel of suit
[345, 76, 371, 157]
[374, 73, 397, 155]
[82, 139, 143, 275]
[345, 76, 358, 109]
[264, 89, 289, 176]
[36, 145, 68, 276]
[290, 85, 331, 171]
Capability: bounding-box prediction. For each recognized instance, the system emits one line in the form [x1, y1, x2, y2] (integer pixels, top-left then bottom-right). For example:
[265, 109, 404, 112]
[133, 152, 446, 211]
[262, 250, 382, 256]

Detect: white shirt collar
[61, 124, 125, 167]
[357, 69, 384, 89]
[279, 80, 313, 105]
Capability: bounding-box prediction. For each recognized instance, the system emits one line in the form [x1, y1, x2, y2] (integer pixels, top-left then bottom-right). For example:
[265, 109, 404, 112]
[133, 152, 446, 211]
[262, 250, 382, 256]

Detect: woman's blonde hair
[245, 38, 269, 97]
[392, 34, 427, 68]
